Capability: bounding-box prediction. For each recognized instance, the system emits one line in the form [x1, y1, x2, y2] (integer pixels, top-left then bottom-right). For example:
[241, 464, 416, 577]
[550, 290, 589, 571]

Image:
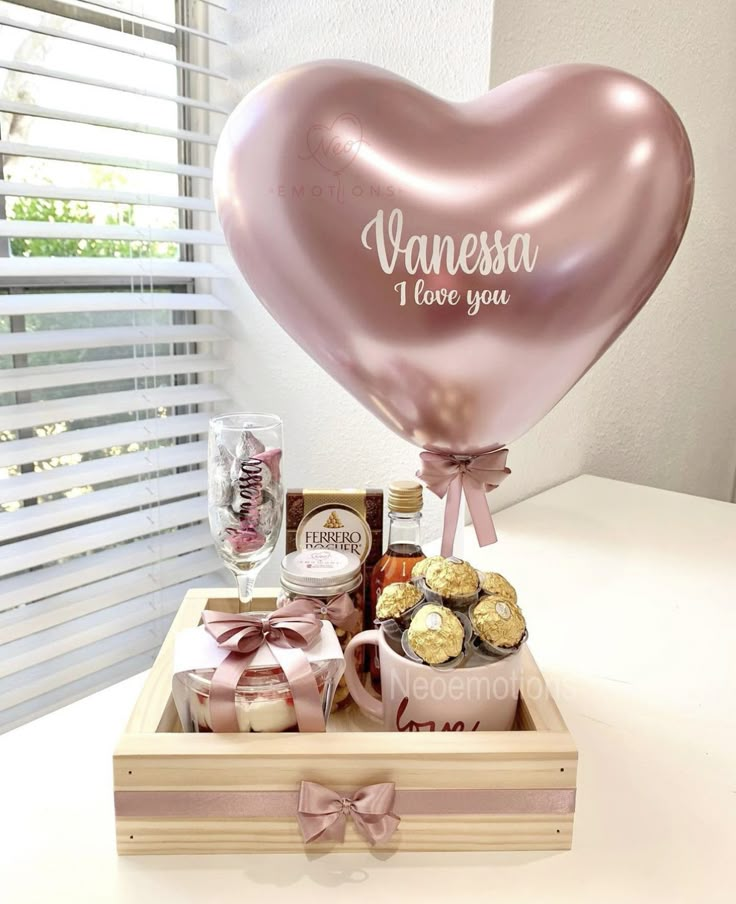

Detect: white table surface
[2, 475, 735, 904]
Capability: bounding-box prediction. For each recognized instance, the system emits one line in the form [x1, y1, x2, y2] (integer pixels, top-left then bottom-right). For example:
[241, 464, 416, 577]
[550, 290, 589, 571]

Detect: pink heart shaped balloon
[214, 61, 693, 454]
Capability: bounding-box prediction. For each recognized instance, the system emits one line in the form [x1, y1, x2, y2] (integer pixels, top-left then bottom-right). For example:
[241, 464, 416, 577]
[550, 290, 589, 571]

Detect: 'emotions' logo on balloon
[302, 113, 365, 175]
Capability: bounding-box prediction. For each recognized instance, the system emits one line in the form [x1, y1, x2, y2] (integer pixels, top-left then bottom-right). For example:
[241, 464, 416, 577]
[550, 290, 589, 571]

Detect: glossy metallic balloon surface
[214, 61, 694, 454]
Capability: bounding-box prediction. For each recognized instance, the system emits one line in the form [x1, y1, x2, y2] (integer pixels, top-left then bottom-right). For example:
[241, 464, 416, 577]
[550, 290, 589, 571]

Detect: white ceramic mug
[344, 628, 521, 731]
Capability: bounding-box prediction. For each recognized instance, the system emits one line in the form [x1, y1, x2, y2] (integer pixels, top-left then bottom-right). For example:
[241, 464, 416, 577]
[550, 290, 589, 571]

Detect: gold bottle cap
[388, 479, 423, 513]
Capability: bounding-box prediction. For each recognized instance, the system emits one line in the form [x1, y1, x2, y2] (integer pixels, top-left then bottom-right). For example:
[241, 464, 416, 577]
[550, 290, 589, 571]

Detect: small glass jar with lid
[278, 548, 362, 710]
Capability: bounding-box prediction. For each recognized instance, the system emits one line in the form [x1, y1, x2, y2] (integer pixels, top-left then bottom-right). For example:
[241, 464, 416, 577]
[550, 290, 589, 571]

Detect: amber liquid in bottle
[369, 507, 425, 686]
[371, 543, 425, 595]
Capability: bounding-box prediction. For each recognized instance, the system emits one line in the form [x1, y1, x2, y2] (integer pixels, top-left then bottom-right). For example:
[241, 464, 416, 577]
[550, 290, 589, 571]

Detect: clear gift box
[172, 614, 345, 733]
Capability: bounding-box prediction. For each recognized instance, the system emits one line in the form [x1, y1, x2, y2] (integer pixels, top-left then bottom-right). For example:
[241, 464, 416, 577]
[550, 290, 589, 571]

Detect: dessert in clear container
[174, 659, 339, 733]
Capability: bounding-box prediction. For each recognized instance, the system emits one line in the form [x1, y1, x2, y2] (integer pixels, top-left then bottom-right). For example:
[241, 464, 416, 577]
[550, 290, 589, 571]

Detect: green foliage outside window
[1, 192, 183, 512]
[9, 196, 178, 259]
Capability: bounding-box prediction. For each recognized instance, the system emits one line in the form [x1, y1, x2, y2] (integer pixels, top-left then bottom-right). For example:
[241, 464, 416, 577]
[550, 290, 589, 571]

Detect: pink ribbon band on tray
[201, 599, 325, 733]
[417, 448, 511, 557]
[115, 783, 576, 846]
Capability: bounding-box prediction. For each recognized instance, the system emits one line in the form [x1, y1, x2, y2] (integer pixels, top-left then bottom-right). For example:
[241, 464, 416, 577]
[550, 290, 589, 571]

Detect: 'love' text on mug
[394, 697, 480, 732]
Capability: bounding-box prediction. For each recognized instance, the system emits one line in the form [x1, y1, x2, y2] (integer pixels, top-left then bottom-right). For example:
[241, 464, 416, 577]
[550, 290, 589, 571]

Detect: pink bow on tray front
[296, 781, 400, 845]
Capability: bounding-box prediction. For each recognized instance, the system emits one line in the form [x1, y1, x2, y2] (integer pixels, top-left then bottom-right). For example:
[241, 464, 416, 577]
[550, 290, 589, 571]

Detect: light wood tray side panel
[517, 646, 568, 732]
[116, 813, 573, 854]
[124, 589, 209, 734]
[114, 729, 576, 791]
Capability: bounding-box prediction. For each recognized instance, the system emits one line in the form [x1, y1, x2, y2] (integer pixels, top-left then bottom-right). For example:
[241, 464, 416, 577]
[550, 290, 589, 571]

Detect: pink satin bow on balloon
[297, 781, 400, 845]
[417, 449, 511, 557]
[201, 599, 325, 733]
[291, 592, 358, 631]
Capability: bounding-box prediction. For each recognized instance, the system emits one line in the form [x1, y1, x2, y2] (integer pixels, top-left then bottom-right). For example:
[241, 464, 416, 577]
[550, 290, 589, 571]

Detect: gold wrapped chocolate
[376, 582, 423, 619]
[410, 555, 444, 579]
[479, 571, 517, 605]
[407, 604, 464, 664]
[471, 595, 526, 648]
[425, 556, 479, 598]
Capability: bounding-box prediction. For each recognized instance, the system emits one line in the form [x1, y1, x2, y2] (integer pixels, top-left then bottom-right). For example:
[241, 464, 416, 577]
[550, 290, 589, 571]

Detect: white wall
[211, 0, 735, 579]
[487, 0, 736, 511]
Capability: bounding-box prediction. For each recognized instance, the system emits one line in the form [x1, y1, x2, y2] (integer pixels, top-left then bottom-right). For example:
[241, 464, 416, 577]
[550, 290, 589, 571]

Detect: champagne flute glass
[208, 413, 283, 610]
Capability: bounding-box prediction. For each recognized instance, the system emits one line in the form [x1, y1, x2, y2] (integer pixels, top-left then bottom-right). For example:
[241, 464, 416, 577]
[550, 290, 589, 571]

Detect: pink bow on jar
[291, 592, 359, 632]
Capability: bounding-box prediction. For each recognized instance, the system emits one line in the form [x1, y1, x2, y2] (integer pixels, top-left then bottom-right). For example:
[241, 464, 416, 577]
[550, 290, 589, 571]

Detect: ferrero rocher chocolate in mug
[344, 627, 521, 731]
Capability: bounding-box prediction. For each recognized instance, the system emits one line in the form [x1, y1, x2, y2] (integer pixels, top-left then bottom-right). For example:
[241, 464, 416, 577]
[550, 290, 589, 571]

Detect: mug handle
[343, 629, 384, 721]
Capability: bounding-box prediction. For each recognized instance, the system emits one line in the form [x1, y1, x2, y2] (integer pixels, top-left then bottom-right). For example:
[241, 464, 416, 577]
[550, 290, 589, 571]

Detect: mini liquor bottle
[369, 480, 426, 684]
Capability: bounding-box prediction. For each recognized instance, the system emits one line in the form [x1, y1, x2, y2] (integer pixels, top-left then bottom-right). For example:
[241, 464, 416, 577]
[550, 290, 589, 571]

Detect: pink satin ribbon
[201, 600, 325, 733]
[296, 781, 400, 845]
[290, 592, 358, 631]
[417, 448, 511, 556]
[115, 788, 576, 819]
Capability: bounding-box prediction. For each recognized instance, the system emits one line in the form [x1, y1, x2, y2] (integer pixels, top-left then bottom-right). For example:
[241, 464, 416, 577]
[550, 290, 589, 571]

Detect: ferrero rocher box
[285, 488, 384, 631]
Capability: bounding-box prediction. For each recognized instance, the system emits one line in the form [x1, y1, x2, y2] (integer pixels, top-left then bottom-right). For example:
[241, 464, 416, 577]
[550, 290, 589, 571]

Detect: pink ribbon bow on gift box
[201, 599, 325, 733]
[417, 448, 511, 556]
[297, 781, 400, 845]
[291, 592, 358, 632]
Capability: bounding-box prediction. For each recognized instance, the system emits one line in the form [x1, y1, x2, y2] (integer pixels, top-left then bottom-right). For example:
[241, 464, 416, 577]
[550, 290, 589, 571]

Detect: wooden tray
[114, 588, 577, 854]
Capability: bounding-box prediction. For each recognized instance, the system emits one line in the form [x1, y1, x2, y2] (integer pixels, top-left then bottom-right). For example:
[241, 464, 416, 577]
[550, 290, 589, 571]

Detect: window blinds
[0, 0, 232, 732]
